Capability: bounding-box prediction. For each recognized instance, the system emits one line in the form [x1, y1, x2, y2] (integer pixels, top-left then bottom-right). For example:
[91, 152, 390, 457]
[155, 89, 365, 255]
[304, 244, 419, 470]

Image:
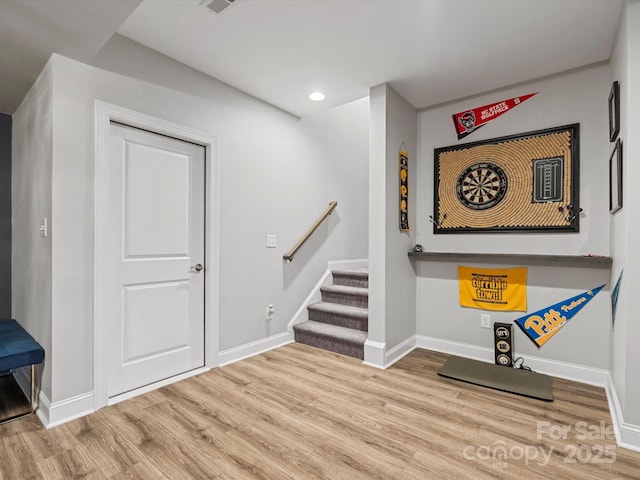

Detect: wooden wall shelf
[408, 251, 612, 269]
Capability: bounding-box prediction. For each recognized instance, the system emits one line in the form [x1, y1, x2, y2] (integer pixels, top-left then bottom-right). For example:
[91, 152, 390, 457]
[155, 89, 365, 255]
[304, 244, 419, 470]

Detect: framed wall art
[609, 81, 620, 142]
[609, 138, 622, 214]
[433, 124, 580, 234]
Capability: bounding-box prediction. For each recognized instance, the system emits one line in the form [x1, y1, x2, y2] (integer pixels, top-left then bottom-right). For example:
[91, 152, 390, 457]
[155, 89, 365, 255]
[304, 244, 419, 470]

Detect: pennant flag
[452, 92, 537, 140]
[399, 150, 410, 231]
[611, 269, 623, 325]
[515, 285, 605, 348]
[459, 266, 527, 311]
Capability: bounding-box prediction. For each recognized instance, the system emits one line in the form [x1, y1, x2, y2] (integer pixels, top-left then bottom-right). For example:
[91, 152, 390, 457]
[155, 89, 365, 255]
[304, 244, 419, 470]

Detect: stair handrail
[283, 201, 337, 262]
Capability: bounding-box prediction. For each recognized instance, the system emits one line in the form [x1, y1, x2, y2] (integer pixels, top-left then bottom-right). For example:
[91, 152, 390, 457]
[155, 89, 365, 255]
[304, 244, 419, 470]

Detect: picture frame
[609, 81, 620, 142]
[609, 138, 623, 214]
[433, 124, 580, 234]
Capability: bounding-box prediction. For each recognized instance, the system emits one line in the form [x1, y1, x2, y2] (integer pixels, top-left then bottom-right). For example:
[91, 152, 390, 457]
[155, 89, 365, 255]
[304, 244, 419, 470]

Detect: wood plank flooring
[1, 344, 639, 479]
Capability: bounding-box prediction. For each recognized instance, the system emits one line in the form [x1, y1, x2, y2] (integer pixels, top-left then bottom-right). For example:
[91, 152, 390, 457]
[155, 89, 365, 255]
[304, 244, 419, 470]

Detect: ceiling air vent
[197, 0, 238, 15]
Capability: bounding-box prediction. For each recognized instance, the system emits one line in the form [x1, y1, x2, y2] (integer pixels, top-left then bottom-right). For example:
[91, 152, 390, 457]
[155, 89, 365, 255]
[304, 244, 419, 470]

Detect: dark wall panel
[0, 113, 11, 319]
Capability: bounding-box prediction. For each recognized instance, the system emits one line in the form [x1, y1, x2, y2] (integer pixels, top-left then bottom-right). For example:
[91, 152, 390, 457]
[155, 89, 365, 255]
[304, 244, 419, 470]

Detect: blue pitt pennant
[514, 285, 605, 348]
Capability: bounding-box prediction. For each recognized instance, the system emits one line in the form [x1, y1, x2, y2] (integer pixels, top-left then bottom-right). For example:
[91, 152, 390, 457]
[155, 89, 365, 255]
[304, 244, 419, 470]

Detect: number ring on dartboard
[456, 162, 508, 210]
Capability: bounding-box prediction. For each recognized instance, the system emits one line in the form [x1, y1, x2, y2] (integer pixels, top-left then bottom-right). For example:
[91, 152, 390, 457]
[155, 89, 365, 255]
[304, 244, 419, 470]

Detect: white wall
[13, 48, 369, 411]
[609, 0, 640, 443]
[609, 0, 629, 418]
[367, 83, 417, 364]
[11, 60, 54, 399]
[383, 87, 417, 350]
[415, 64, 612, 372]
[367, 84, 387, 361]
[622, 0, 640, 430]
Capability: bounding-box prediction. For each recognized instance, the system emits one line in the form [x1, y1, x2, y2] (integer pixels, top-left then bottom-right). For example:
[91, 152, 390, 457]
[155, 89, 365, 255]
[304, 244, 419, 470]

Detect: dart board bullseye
[456, 162, 508, 210]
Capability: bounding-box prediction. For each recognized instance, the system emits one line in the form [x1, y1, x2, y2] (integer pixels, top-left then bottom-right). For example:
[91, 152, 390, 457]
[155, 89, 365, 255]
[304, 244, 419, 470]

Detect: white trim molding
[218, 332, 294, 367]
[40, 391, 95, 429]
[93, 101, 221, 410]
[384, 336, 416, 367]
[606, 374, 640, 452]
[363, 339, 386, 369]
[416, 335, 491, 363]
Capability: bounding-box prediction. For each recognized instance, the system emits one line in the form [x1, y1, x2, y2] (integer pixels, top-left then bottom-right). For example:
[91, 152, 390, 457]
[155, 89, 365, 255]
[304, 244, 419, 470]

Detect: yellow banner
[399, 150, 410, 231]
[459, 266, 527, 311]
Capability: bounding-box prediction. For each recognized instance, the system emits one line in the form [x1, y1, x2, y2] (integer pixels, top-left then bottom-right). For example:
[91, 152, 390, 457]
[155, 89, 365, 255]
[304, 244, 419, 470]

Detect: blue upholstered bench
[0, 319, 44, 423]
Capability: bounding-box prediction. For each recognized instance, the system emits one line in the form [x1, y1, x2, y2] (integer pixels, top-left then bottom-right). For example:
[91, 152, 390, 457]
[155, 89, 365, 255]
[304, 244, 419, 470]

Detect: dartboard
[456, 162, 507, 210]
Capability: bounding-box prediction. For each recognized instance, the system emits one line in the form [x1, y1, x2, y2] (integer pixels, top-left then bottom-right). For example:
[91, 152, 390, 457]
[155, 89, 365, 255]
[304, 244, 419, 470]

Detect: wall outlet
[480, 314, 491, 329]
[266, 234, 276, 248]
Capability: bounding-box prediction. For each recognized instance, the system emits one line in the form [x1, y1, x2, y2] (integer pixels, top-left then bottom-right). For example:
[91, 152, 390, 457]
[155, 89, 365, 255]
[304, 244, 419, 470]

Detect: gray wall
[13, 51, 369, 408]
[91, 35, 370, 352]
[11, 60, 54, 398]
[0, 112, 10, 319]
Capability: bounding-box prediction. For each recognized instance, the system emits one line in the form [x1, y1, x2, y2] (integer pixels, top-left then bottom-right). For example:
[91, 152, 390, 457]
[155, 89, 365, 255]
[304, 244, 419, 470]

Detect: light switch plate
[40, 218, 48, 238]
[266, 234, 276, 248]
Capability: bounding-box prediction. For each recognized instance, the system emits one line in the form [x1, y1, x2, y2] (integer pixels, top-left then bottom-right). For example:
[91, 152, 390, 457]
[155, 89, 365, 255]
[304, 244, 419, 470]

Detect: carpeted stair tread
[307, 302, 368, 331]
[320, 284, 368, 308]
[293, 321, 367, 359]
[320, 284, 367, 294]
[294, 267, 369, 359]
[332, 269, 369, 288]
[308, 301, 368, 318]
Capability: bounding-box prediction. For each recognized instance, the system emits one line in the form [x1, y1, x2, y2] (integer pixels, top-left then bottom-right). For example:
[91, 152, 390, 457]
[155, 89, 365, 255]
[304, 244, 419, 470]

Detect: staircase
[293, 269, 368, 359]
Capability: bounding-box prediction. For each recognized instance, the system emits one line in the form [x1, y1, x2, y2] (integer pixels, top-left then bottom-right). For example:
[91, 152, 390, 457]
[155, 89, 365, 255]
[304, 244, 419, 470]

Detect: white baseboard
[35, 390, 50, 426]
[606, 374, 640, 452]
[416, 335, 491, 362]
[43, 391, 95, 429]
[12, 366, 54, 428]
[415, 334, 608, 387]
[218, 331, 294, 367]
[363, 339, 386, 368]
[14, 367, 95, 428]
[517, 354, 608, 387]
[384, 336, 417, 367]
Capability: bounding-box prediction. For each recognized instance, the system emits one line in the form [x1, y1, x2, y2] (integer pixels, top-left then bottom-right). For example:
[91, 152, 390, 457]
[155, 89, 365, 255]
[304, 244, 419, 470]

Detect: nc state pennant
[452, 92, 537, 140]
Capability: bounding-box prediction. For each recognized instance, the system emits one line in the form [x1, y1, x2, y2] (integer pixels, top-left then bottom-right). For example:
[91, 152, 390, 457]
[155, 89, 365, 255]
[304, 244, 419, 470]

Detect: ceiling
[0, 0, 142, 114]
[0, 0, 624, 117]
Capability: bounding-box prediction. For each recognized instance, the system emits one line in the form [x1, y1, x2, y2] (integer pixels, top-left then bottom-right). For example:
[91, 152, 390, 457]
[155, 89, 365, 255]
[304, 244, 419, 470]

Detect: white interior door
[107, 122, 205, 397]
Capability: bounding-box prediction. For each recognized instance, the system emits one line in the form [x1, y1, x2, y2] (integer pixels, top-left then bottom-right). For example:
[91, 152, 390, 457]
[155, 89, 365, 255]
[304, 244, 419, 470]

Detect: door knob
[191, 263, 204, 272]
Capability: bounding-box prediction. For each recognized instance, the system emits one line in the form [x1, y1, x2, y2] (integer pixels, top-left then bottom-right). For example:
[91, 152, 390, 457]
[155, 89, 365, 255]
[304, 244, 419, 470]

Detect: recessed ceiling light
[309, 92, 325, 101]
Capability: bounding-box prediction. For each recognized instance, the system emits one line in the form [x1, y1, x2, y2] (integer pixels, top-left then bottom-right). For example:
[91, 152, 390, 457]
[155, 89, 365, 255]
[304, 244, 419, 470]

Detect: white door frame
[94, 101, 220, 410]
